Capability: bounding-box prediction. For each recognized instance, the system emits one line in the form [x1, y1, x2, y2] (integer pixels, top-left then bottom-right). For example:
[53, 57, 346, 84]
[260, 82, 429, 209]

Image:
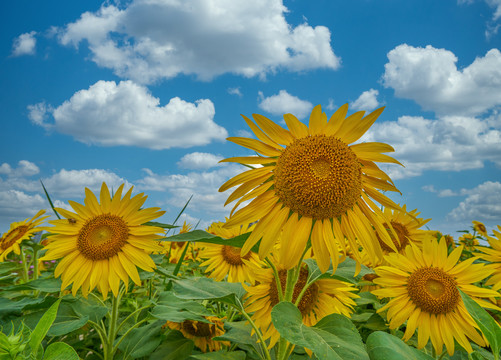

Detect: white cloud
[0, 190, 48, 230]
[382, 44, 501, 116]
[27, 102, 52, 128]
[177, 152, 224, 170]
[137, 163, 244, 216]
[361, 114, 501, 179]
[56, 0, 340, 83]
[228, 87, 243, 97]
[448, 181, 501, 223]
[11, 31, 37, 57]
[350, 89, 380, 111]
[258, 90, 313, 119]
[30, 80, 227, 149]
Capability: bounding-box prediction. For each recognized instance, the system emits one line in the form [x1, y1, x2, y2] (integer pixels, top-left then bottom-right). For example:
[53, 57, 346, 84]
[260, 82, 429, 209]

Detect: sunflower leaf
[188, 351, 247, 359]
[28, 297, 62, 359]
[271, 302, 369, 360]
[43, 342, 79, 360]
[365, 331, 434, 360]
[460, 290, 501, 357]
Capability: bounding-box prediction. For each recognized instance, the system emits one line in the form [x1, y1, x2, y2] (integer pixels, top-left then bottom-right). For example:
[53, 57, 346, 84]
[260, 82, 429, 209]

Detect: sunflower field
[1, 105, 501, 360]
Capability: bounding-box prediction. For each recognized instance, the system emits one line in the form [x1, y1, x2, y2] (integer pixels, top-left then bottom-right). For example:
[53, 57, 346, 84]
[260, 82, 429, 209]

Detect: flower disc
[275, 135, 362, 219]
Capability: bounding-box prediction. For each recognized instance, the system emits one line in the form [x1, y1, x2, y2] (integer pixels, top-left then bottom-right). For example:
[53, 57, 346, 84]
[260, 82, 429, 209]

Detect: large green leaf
[271, 302, 369, 360]
[0, 297, 46, 319]
[3, 278, 62, 293]
[0, 262, 19, 276]
[214, 321, 259, 347]
[149, 330, 194, 360]
[47, 302, 89, 337]
[69, 296, 108, 324]
[117, 320, 164, 359]
[365, 331, 434, 360]
[29, 298, 62, 359]
[172, 277, 246, 309]
[460, 290, 501, 357]
[43, 342, 79, 360]
[162, 230, 256, 251]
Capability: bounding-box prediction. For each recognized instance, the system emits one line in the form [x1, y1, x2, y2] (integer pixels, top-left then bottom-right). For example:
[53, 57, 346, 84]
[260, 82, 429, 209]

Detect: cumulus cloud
[29, 80, 227, 149]
[448, 181, 501, 223]
[11, 31, 37, 56]
[258, 90, 313, 119]
[27, 102, 52, 128]
[137, 163, 243, 216]
[228, 87, 243, 97]
[350, 89, 380, 111]
[361, 114, 501, 179]
[55, 0, 340, 83]
[382, 44, 501, 116]
[177, 152, 224, 170]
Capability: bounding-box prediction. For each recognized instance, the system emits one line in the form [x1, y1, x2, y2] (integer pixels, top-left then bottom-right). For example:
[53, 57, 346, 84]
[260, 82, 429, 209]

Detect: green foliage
[365, 331, 434, 360]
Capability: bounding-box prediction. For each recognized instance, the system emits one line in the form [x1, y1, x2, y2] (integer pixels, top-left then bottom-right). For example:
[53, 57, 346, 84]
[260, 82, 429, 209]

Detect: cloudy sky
[1, 0, 501, 237]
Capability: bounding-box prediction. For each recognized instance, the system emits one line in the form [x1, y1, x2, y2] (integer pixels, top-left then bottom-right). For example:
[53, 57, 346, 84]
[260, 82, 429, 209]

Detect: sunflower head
[41, 183, 165, 298]
[219, 104, 404, 272]
[458, 233, 479, 251]
[475, 225, 501, 291]
[166, 316, 229, 352]
[372, 238, 499, 355]
[200, 220, 262, 283]
[472, 221, 488, 237]
[0, 210, 49, 261]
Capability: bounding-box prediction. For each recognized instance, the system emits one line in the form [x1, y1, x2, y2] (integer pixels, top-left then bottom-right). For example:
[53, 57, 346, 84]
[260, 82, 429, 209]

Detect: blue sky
[1, 0, 501, 238]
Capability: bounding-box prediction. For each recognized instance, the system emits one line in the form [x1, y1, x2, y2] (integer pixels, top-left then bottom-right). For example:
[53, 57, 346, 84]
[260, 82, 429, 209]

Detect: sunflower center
[221, 245, 251, 265]
[407, 267, 459, 314]
[181, 320, 215, 338]
[1, 226, 29, 250]
[269, 268, 319, 316]
[274, 135, 362, 219]
[377, 221, 410, 253]
[77, 214, 129, 261]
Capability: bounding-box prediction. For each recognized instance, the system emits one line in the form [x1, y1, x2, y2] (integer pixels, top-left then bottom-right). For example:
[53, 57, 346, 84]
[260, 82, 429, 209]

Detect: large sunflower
[41, 183, 165, 298]
[219, 104, 403, 272]
[475, 225, 501, 291]
[199, 221, 263, 283]
[244, 263, 358, 348]
[0, 210, 48, 261]
[372, 238, 499, 355]
[165, 316, 230, 352]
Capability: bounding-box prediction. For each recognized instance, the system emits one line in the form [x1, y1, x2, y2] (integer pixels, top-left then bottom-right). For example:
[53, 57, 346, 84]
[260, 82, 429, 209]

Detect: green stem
[33, 248, 39, 281]
[172, 242, 190, 276]
[104, 290, 122, 360]
[115, 304, 152, 334]
[235, 301, 272, 360]
[19, 246, 29, 283]
[277, 268, 299, 360]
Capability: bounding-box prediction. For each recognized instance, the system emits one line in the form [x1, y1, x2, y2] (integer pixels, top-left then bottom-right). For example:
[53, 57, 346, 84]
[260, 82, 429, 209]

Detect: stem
[113, 318, 148, 353]
[104, 290, 122, 360]
[173, 242, 190, 276]
[115, 304, 152, 334]
[19, 246, 29, 283]
[235, 300, 272, 360]
[277, 268, 299, 360]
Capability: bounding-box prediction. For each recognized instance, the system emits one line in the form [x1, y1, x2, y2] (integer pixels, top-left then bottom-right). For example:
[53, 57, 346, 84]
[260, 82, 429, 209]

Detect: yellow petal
[283, 113, 308, 138]
[324, 103, 349, 136]
[227, 137, 282, 157]
[252, 113, 294, 146]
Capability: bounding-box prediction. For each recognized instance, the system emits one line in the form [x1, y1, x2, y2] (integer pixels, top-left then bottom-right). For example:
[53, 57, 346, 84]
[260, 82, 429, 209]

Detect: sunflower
[41, 183, 165, 298]
[372, 238, 499, 355]
[199, 221, 263, 283]
[473, 221, 488, 237]
[458, 233, 479, 251]
[0, 210, 49, 261]
[244, 263, 358, 348]
[475, 225, 501, 291]
[165, 316, 230, 352]
[163, 221, 199, 263]
[219, 104, 403, 272]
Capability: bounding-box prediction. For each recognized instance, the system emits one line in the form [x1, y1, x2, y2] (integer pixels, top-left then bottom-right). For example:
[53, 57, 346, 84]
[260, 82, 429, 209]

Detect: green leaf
[0, 297, 46, 319]
[460, 290, 501, 356]
[334, 257, 372, 283]
[68, 296, 108, 324]
[144, 221, 177, 229]
[149, 330, 194, 360]
[189, 351, 247, 360]
[214, 321, 259, 347]
[271, 302, 369, 360]
[0, 262, 19, 276]
[366, 331, 434, 360]
[172, 277, 246, 309]
[4, 278, 62, 293]
[43, 342, 79, 360]
[117, 320, 164, 358]
[29, 298, 62, 358]
[152, 293, 212, 322]
[47, 302, 89, 337]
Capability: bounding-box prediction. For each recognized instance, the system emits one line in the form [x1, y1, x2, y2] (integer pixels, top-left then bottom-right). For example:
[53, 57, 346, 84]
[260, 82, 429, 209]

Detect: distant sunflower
[244, 263, 358, 348]
[199, 221, 262, 283]
[475, 225, 501, 291]
[163, 221, 198, 263]
[373, 205, 434, 261]
[41, 183, 165, 298]
[372, 238, 499, 355]
[166, 316, 230, 352]
[473, 221, 488, 237]
[458, 233, 479, 251]
[0, 210, 48, 261]
[219, 104, 403, 272]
